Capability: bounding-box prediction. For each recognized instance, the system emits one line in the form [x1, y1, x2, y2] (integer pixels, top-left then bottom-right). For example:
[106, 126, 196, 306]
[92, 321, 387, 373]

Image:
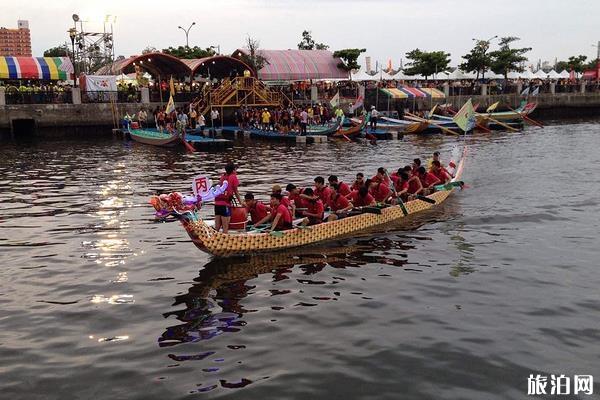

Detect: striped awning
[398, 86, 428, 98]
[0, 57, 74, 80]
[420, 88, 446, 98]
[380, 88, 409, 99]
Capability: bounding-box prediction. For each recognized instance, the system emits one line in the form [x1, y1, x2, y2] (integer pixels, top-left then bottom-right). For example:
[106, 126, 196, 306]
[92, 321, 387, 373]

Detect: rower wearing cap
[271, 184, 291, 208]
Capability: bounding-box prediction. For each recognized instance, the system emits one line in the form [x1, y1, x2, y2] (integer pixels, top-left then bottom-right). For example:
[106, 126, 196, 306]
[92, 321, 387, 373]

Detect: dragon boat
[159, 148, 467, 257]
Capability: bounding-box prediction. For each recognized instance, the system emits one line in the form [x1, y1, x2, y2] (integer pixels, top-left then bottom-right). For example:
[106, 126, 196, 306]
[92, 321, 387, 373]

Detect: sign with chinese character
[192, 175, 212, 198]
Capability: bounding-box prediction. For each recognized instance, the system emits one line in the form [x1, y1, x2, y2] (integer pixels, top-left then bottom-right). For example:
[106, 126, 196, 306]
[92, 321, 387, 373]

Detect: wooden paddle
[433, 181, 464, 191]
[384, 169, 408, 216]
[506, 105, 544, 128]
[405, 112, 460, 136]
[415, 194, 436, 204]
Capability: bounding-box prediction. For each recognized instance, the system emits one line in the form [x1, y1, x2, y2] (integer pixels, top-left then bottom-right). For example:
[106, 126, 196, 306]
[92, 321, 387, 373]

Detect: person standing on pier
[370, 106, 379, 131]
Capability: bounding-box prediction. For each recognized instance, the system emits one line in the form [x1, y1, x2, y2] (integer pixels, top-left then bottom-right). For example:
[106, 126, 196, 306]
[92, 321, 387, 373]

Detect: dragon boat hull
[176, 150, 466, 257]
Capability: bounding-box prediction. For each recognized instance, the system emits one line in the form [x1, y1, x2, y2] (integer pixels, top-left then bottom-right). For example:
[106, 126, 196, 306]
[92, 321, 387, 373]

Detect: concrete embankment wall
[1, 94, 600, 138]
[0, 103, 166, 138]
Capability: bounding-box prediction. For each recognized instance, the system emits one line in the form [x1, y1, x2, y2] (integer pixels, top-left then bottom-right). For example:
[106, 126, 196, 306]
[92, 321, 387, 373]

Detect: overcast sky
[3, 0, 599, 68]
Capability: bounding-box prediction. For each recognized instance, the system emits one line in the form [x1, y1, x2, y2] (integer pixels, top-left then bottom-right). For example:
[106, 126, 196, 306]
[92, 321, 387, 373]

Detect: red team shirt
[349, 190, 375, 207]
[247, 201, 268, 224]
[272, 203, 293, 229]
[314, 186, 332, 207]
[370, 182, 391, 202]
[305, 199, 325, 220]
[420, 172, 440, 188]
[337, 182, 351, 197]
[330, 193, 351, 212]
[215, 173, 239, 206]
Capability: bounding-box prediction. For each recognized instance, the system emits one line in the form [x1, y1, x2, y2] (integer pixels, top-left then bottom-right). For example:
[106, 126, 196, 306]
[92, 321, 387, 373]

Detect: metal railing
[5, 90, 72, 104]
[82, 91, 140, 103]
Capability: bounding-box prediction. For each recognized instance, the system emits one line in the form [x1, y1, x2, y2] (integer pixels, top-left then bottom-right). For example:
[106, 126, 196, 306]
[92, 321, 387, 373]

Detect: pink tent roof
[236, 49, 349, 81]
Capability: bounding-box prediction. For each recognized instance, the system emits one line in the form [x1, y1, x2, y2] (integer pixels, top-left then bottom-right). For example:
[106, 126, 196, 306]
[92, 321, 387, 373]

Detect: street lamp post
[68, 28, 77, 87]
[177, 22, 196, 48]
[472, 35, 497, 80]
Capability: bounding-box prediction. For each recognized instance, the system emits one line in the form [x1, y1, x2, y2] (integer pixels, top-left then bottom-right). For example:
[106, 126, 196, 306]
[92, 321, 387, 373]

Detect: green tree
[555, 55, 589, 73]
[44, 45, 69, 57]
[298, 30, 329, 50]
[459, 40, 493, 80]
[584, 57, 599, 70]
[142, 46, 158, 55]
[162, 45, 216, 59]
[333, 48, 366, 71]
[404, 49, 451, 79]
[489, 37, 531, 79]
[239, 36, 269, 71]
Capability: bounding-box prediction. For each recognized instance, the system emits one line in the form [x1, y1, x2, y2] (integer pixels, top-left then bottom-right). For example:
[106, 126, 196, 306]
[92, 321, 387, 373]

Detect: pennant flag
[453, 99, 476, 132]
[165, 94, 175, 114]
[351, 95, 364, 112]
[486, 101, 499, 113]
[428, 104, 438, 118]
[520, 86, 530, 97]
[169, 76, 175, 96]
[330, 91, 340, 108]
[531, 86, 540, 96]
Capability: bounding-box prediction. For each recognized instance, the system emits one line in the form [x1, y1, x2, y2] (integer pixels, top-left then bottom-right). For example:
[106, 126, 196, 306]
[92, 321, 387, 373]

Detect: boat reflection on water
[158, 243, 373, 348]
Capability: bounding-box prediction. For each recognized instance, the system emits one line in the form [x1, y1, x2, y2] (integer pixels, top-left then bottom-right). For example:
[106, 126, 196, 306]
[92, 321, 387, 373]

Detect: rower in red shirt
[417, 166, 441, 194]
[214, 162, 242, 234]
[271, 184, 291, 208]
[286, 183, 307, 216]
[430, 160, 451, 184]
[349, 186, 376, 207]
[411, 158, 422, 176]
[300, 188, 324, 226]
[244, 192, 269, 225]
[371, 167, 391, 185]
[368, 178, 392, 203]
[350, 173, 365, 193]
[313, 176, 332, 208]
[327, 183, 354, 221]
[328, 175, 351, 197]
[392, 171, 411, 202]
[256, 193, 292, 231]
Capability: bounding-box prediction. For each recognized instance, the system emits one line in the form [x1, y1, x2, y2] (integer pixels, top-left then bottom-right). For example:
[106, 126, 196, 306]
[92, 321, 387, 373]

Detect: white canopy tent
[559, 70, 570, 78]
[519, 70, 535, 79]
[533, 70, 548, 79]
[379, 70, 396, 81]
[547, 70, 561, 79]
[351, 68, 377, 81]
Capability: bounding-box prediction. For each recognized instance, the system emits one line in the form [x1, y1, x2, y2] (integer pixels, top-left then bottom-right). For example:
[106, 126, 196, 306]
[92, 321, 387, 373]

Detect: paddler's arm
[337, 202, 353, 214]
[409, 176, 423, 195]
[255, 214, 272, 227]
[270, 213, 282, 231]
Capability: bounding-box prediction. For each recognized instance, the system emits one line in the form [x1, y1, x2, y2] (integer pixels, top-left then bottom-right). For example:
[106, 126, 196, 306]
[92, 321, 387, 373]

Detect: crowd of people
[211, 152, 456, 234]
[232, 104, 343, 134]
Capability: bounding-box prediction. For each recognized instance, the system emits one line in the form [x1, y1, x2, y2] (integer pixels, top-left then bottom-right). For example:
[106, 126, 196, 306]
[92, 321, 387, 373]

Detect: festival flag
[453, 98, 476, 132]
[330, 91, 340, 108]
[569, 69, 576, 83]
[351, 95, 364, 112]
[428, 104, 438, 118]
[531, 86, 540, 96]
[165, 93, 176, 114]
[520, 86, 530, 97]
[169, 76, 175, 96]
[486, 101, 499, 113]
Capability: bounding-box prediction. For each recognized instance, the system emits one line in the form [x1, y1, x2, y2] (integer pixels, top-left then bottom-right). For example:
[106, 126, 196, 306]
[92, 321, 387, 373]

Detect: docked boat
[129, 127, 233, 150]
[245, 119, 342, 142]
[358, 117, 429, 135]
[331, 114, 369, 139]
[128, 127, 182, 147]
[165, 148, 466, 257]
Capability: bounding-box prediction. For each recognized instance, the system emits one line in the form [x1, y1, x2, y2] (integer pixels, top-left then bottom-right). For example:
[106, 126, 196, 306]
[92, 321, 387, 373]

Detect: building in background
[0, 20, 32, 56]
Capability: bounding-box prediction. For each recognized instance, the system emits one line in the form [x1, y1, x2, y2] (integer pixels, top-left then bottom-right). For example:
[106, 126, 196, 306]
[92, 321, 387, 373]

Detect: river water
[1, 122, 599, 400]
